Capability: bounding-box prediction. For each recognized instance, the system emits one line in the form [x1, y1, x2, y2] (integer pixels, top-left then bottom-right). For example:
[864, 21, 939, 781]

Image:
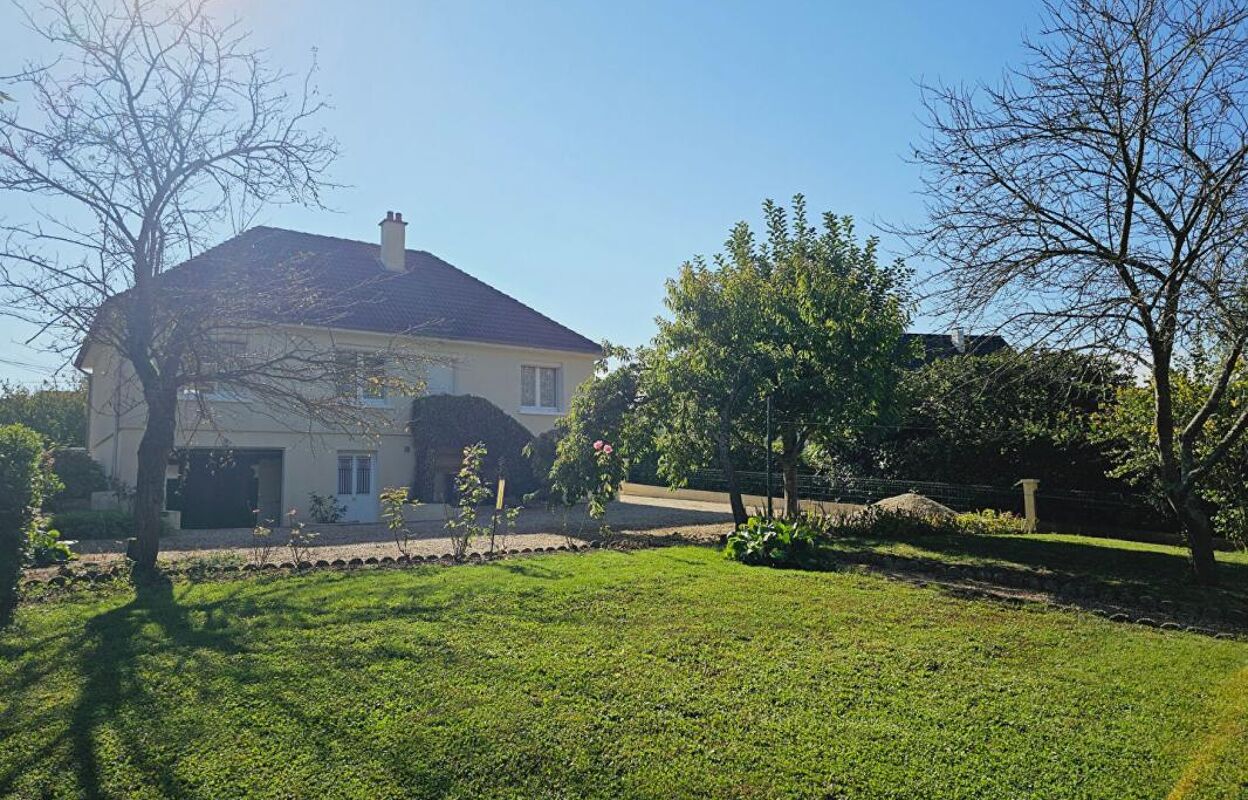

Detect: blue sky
[0, 0, 1041, 384]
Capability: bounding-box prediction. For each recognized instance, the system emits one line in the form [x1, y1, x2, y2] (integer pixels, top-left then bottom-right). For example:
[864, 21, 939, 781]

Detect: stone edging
[19, 541, 1247, 641]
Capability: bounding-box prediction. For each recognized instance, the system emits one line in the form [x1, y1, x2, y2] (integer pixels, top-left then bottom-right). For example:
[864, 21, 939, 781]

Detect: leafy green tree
[755, 200, 912, 515]
[1094, 368, 1248, 545]
[856, 351, 1127, 489]
[0, 380, 86, 447]
[646, 196, 912, 523]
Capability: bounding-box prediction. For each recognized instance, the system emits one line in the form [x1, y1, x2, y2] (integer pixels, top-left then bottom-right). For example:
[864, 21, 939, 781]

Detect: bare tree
[907, 0, 1248, 584]
[0, 0, 410, 569]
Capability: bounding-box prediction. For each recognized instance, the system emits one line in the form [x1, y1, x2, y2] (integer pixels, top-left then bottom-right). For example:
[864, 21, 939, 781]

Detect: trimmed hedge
[0, 424, 47, 626]
[49, 509, 147, 541]
[409, 395, 541, 502]
[47, 448, 108, 511]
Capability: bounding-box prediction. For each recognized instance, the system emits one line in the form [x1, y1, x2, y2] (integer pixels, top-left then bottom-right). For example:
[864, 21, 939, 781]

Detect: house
[78, 212, 601, 528]
[900, 329, 1010, 366]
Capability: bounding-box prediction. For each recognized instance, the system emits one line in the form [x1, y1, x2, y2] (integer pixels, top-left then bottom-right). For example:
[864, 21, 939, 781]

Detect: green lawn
[2, 547, 1246, 799]
[820, 529, 1248, 608]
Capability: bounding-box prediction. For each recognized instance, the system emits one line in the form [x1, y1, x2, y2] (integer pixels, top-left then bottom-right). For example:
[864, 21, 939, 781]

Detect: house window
[337, 456, 352, 495]
[337, 453, 374, 496]
[185, 340, 247, 399]
[423, 363, 455, 395]
[335, 351, 388, 406]
[521, 365, 560, 411]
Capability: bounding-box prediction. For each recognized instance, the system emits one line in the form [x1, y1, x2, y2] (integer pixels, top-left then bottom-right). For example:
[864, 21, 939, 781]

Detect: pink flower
[287, 508, 298, 517]
[593, 440, 604, 451]
[602, 444, 614, 455]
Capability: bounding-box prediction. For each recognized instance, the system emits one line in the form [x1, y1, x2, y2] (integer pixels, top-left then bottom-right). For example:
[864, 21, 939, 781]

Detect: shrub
[410, 394, 541, 502]
[49, 509, 169, 540]
[827, 505, 959, 538]
[0, 380, 87, 447]
[249, 521, 277, 568]
[724, 516, 822, 568]
[954, 509, 1027, 536]
[47, 448, 108, 510]
[308, 492, 345, 524]
[444, 443, 521, 560]
[380, 486, 422, 559]
[25, 522, 74, 567]
[182, 552, 245, 579]
[821, 505, 1028, 539]
[0, 424, 50, 626]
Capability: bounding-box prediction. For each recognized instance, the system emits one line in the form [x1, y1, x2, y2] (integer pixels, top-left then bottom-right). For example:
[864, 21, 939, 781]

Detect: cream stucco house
[78, 213, 600, 528]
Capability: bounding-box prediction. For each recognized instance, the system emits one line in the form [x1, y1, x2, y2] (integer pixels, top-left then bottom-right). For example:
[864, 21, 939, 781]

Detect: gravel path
[35, 495, 735, 574]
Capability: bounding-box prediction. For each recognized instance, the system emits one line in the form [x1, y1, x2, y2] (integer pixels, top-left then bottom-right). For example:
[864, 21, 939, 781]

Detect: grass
[819, 528, 1248, 608]
[2, 546, 1246, 799]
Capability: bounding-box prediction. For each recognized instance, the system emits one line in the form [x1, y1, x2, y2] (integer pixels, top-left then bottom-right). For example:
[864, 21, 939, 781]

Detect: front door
[336, 452, 377, 523]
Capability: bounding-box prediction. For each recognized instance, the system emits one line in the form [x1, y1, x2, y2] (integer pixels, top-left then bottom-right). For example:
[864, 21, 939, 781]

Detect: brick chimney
[379, 210, 407, 272]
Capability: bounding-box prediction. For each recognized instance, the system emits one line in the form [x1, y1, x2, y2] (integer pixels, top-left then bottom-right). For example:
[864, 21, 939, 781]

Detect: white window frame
[336, 452, 376, 496]
[520, 363, 562, 414]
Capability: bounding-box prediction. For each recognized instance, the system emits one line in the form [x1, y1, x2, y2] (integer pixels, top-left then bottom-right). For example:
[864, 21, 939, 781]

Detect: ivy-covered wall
[409, 395, 542, 502]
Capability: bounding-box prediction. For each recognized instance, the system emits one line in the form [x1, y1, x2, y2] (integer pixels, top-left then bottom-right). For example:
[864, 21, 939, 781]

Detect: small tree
[753, 199, 912, 516]
[444, 443, 492, 562]
[646, 196, 911, 523]
[1094, 366, 1248, 546]
[379, 486, 422, 560]
[0, 1, 419, 570]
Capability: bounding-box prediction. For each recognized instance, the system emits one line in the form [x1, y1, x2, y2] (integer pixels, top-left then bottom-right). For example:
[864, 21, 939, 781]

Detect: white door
[335, 452, 377, 523]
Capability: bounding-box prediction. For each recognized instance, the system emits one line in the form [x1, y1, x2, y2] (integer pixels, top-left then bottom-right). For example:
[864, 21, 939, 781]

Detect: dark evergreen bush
[47, 448, 109, 511]
[49, 509, 148, 541]
[409, 395, 540, 502]
[0, 424, 48, 626]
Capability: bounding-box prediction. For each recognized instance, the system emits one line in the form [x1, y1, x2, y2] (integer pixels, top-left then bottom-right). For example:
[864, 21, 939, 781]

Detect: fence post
[1015, 479, 1040, 532]
[765, 395, 773, 519]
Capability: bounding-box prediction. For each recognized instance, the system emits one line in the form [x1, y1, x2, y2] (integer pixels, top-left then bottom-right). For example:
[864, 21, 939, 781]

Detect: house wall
[81, 326, 597, 524]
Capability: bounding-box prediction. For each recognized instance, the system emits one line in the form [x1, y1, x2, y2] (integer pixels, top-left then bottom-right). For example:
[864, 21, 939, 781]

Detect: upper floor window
[423, 363, 455, 396]
[521, 365, 560, 412]
[184, 340, 247, 400]
[335, 351, 388, 406]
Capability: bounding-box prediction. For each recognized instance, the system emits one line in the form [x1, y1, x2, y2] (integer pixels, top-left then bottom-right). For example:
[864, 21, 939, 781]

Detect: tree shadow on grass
[68, 572, 245, 798]
[824, 532, 1248, 623]
[55, 570, 482, 799]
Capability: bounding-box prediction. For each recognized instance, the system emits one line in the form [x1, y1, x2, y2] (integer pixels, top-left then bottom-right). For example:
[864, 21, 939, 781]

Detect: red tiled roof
[160, 226, 601, 354]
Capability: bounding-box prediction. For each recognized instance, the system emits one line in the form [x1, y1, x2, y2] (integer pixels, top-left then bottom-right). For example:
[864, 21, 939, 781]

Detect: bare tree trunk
[716, 427, 747, 528]
[1173, 492, 1219, 587]
[782, 463, 799, 518]
[779, 429, 801, 518]
[1156, 349, 1220, 586]
[132, 384, 177, 570]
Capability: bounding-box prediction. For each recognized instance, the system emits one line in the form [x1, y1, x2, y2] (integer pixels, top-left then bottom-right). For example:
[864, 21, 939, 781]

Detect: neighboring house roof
[80, 226, 600, 362]
[901, 332, 1010, 365]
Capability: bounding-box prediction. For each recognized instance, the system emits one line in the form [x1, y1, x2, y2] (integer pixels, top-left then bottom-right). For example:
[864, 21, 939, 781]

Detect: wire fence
[666, 468, 1174, 533]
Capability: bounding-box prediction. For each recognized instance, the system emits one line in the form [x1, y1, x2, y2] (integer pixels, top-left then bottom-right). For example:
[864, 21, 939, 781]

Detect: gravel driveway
[48, 495, 735, 571]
